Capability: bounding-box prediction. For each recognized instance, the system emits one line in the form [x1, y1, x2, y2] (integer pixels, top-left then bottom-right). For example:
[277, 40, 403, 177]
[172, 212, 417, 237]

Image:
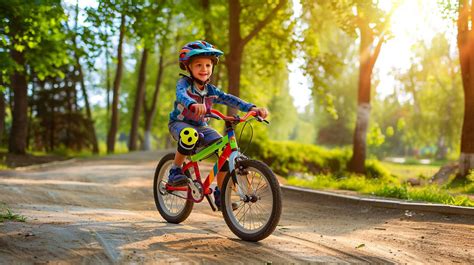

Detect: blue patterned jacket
[169, 76, 255, 126]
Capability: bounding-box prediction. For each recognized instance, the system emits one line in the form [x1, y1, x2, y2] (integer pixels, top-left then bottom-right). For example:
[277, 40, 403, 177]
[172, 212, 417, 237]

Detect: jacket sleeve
[211, 85, 255, 112]
[176, 78, 197, 108]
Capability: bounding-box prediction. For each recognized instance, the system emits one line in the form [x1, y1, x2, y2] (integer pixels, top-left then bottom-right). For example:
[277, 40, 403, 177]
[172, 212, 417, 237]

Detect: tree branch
[369, 34, 384, 71]
[242, 0, 287, 47]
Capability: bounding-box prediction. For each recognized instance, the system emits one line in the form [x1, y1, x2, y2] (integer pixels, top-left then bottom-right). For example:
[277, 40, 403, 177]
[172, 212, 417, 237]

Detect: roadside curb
[281, 185, 474, 216]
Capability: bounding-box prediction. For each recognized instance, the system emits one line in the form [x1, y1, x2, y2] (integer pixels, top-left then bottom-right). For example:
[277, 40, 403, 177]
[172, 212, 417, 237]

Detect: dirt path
[0, 151, 473, 264]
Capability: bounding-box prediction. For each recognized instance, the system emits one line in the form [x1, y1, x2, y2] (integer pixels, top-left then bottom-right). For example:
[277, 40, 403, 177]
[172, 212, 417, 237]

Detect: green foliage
[246, 139, 390, 178]
[288, 174, 474, 207]
[246, 139, 345, 175]
[378, 33, 464, 159]
[0, 1, 70, 82]
[407, 185, 474, 207]
[464, 182, 474, 194]
[0, 203, 26, 222]
[367, 123, 385, 148]
[372, 184, 408, 199]
[365, 159, 391, 179]
[29, 68, 95, 152]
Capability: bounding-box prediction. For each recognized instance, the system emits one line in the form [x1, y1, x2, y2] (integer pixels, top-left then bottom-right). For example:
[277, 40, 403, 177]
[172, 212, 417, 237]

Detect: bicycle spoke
[249, 170, 255, 190]
[238, 204, 251, 224]
[253, 201, 271, 217]
[250, 205, 254, 230]
[234, 201, 246, 218]
[255, 204, 269, 225]
[254, 181, 269, 194]
[252, 174, 265, 194]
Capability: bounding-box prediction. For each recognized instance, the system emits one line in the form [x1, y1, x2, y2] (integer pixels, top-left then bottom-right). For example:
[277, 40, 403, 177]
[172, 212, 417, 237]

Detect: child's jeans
[168, 121, 222, 149]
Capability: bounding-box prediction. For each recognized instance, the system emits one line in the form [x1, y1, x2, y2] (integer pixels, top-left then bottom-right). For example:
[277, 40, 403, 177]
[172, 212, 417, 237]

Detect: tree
[390, 35, 463, 160]
[300, 2, 359, 147]
[0, 1, 69, 154]
[226, 0, 288, 116]
[142, 12, 174, 151]
[128, 1, 171, 151]
[68, 0, 100, 154]
[456, 0, 474, 177]
[347, 2, 389, 174]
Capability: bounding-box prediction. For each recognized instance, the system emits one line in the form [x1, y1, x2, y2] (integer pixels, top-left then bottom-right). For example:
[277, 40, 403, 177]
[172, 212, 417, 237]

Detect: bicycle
[153, 109, 282, 242]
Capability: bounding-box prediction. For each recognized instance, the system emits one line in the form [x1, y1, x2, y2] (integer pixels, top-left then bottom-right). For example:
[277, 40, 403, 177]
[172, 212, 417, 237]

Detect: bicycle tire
[153, 153, 193, 223]
[221, 159, 282, 241]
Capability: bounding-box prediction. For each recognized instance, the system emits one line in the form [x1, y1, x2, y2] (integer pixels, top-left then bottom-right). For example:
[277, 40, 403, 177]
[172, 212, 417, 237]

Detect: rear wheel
[153, 153, 193, 223]
[221, 159, 282, 241]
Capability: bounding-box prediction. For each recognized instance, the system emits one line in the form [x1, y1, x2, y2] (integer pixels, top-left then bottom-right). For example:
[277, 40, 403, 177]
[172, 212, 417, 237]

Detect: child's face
[189, 57, 213, 83]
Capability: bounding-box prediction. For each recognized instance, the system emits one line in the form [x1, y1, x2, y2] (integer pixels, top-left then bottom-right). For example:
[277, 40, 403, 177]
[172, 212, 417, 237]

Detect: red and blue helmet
[179, 40, 224, 70]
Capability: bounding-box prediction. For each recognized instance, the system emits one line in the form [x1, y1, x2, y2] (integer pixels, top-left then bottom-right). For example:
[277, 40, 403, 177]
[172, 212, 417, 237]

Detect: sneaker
[214, 187, 239, 211]
[167, 167, 188, 187]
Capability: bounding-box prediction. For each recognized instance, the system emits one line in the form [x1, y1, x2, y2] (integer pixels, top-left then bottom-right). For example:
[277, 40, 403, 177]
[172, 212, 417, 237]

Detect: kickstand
[205, 194, 218, 212]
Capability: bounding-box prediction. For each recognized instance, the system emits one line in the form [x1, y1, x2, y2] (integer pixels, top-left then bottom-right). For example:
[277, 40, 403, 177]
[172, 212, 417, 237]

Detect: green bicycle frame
[183, 129, 239, 190]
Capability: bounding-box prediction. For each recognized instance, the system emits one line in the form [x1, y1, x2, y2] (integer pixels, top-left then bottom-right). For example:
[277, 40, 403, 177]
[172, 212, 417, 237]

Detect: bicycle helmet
[179, 40, 223, 70]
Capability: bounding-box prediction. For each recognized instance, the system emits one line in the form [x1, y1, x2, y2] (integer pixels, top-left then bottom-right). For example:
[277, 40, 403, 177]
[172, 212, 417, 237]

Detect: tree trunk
[0, 91, 5, 146]
[129, 48, 148, 151]
[349, 103, 371, 173]
[49, 92, 55, 151]
[202, 0, 213, 41]
[226, 0, 287, 116]
[8, 45, 28, 154]
[456, 0, 474, 177]
[76, 60, 99, 154]
[226, 0, 243, 117]
[26, 73, 34, 150]
[348, 13, 384, 174]
[143, 50, 165, 151]
[106, 13, 126, 154]
[73, 0, 99, 154]
[105, 27, 111, 121]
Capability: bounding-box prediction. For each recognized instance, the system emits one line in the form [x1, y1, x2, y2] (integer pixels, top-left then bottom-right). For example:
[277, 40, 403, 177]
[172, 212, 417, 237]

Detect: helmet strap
[186, 65, 209, 86]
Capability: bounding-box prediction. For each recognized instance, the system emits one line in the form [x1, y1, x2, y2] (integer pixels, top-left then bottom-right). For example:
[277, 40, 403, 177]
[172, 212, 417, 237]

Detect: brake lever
[255, 116, 270, 124]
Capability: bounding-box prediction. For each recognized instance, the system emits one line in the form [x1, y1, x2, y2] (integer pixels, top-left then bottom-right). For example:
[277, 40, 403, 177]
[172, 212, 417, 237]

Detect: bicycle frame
[165, 125, 239, 201]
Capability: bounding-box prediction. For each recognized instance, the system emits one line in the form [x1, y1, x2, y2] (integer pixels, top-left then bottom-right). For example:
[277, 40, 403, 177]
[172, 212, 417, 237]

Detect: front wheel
[153, 153, 193, 223]
[221, 159, 282, 241]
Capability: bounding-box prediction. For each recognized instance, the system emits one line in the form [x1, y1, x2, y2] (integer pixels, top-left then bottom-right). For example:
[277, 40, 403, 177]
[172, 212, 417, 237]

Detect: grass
[0, 203, 26, 222]
[380, 161, 440, 180]
[287, 174, 474, 207]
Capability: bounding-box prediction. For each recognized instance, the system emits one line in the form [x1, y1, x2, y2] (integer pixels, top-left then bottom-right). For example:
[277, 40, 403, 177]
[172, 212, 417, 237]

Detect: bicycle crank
[188, 179, 204, 202]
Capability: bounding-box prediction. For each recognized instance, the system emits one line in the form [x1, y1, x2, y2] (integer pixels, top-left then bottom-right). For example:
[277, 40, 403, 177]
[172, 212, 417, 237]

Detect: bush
[246, 139, 391, 179]
[246, 139, 351, 176]
[365, 159, 392, 179]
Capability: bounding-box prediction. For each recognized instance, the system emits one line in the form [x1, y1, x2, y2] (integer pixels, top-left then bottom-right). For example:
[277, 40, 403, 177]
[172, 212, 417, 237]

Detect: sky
[288, 0, 457, 112]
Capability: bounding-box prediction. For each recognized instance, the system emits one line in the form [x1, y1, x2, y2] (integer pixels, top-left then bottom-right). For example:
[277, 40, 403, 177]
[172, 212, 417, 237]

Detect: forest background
[1, 0, 474, 206]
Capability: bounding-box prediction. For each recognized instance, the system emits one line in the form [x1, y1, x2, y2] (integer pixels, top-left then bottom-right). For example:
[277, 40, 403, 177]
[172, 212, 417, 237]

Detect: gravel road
[0, 151, 473, 264]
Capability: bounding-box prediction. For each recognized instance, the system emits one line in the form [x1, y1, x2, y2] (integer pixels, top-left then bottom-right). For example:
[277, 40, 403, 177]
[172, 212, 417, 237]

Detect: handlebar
[208, 109, 257, 122]
[189, 105, 268, 124]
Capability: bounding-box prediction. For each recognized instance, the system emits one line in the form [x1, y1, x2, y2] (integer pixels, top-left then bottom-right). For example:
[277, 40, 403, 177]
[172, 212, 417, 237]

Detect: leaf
[14, 44, 25, 52]
[355, 243, 365, 249]
[27, 41, 37, 49]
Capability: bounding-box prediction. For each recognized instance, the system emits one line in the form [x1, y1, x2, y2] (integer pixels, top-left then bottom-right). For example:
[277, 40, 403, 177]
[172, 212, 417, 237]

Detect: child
[167, 40, 268, 208]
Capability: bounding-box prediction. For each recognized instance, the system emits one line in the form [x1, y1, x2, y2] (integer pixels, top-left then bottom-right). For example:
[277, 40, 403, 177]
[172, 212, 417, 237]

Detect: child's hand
[190, 103, 207, 116]
[250, 107, 269, 119]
